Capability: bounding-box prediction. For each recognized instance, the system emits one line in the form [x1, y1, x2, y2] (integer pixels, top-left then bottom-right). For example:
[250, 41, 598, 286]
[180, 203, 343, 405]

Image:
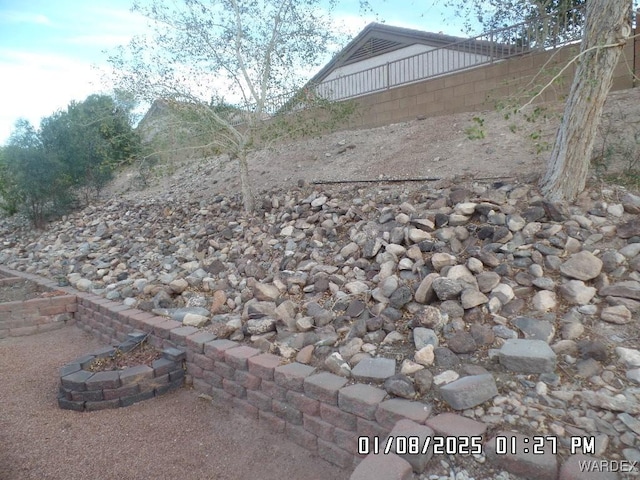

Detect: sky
[0, 0, 464, 145]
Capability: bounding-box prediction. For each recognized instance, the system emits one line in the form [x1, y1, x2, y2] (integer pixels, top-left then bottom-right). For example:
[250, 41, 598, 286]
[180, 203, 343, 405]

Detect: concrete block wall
[0, 266, 437, 472]
[0, 276, 76, 338]
[345, 39, 637, 130]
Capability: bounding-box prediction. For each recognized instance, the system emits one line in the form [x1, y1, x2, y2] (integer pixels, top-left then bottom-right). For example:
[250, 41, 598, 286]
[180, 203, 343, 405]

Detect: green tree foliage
[1, 119, 72, 228]
[108, 0, 351, 212]
[0, 94, 141, 227]
[39, 93, 141, 203]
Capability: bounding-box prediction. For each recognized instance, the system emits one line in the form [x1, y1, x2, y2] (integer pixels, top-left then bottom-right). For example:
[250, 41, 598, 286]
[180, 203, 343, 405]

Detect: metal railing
[312, 5, 586, 102]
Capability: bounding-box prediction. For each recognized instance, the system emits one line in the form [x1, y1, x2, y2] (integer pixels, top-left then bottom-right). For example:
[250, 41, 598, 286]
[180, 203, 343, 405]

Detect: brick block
[303, 414, 335, 441]
[274, 362, 316, 392]
[425, 412, 487, 437]
[193, 378, 213, 395]
[222, 378, 246, 398]
[387, 419, 435, 474]
[186, 363, 204, 379]
[318, 439, 353, 469]
[338, 384, 387, 420]
[376, 399, 432, 429]
[186, 331, 217, 353]
[61, 370, 93, 391]
[59, 363, 81, 377]
[85, 398, 121, 411]
[58, 397, 85, 412]
[210, 386, 233, 405]
[304, 372, 348, 405]
[334, 427, 359, 455]
[213, 362, 236, 380]
[320, 403, 357, 431]
[224, 345, 261, 370]
[169, 368, 185, 382]
[203, 370, 223, 388]
[259, 410, 285, 433]
[285, 422, 317, 452]
[350, 453, 413, 480]
[357, 417, 390, 439]
[154, 319, 182, 339]
[152, 357, 176, 377]
[170, 325, 200, 345]
[285, 390, 320, 416]
[119, 390, 155, 408]
[272, 400, 303, 425]
[247, 353, 282, 380]
[102, 384, 140, 401]
[194, 353, 215, 371]
[163, 347, 186, 362]
[71, 390, 104, 402]
[234, 370, 261, 390]
[155, 378, 183, 396]
[247, 390, 273, 411]
[119, 365, 154, 385]
[232, 397, 259, 419]
[204, 339, 239, 360]
[261, 379, 287, 401]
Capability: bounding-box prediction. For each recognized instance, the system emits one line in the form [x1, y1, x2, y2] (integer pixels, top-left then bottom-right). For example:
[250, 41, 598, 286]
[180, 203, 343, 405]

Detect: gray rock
[616, 347, 640, 368]
[384, 374, 416, 399]
[325, 352, 351, 377]
[414, 273, 438, 304]
[460, 288, 488, 309]
[499, 339, 557, 373]
[414, 370, 433, 394]
[439, 374, 498, 410]
[600, 281, 640, 300]
[389, 285, 413, 309]
[432, 277, 463, 301]
[434, 347, 461, 367]
[245, 318, 276, 335]
[351, 357, 396, 382]
[447, 332, 477, 354]
[558, 280, 597, 305]
[183, 313, 209, 327]
[513, 317, 555, 343]
[601, 305, 632, 324]
[413, 327, 439, 349]
[560, 251, 603, 281]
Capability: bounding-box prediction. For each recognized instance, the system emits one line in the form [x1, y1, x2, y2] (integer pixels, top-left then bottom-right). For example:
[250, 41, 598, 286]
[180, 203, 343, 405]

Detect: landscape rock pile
[3, 176, 640, 476]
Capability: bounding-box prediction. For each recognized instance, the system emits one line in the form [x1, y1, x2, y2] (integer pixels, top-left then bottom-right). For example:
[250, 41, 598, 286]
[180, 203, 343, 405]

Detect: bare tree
[539, 0, 632, 201]
[108, 0, 345, 212]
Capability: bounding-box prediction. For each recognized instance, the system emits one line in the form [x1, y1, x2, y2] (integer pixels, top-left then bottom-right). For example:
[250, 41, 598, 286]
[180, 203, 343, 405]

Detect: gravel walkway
[0, 325, 348, 480]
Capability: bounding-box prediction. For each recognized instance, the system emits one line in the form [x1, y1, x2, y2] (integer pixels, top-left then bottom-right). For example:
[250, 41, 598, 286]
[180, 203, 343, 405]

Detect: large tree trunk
[238, 151, 255, 213]
[539, 0, 631, 202]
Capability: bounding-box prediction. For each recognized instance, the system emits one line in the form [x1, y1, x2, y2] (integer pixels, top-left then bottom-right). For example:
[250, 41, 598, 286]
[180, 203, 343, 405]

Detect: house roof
[310, 22, 504, 84]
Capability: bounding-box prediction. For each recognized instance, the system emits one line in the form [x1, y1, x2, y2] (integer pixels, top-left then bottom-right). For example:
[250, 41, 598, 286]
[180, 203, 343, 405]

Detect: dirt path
[0, 325, 348, 480]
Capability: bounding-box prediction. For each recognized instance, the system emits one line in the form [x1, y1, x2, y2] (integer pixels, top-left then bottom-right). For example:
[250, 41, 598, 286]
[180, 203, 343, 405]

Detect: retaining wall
[0, 276, 76, 339]
[0, 266, 434, 471]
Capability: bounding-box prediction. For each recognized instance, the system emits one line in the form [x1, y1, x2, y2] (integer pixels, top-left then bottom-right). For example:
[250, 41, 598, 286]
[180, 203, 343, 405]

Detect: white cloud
[0, 11, 52, 25]
[0, 49, 107, 143]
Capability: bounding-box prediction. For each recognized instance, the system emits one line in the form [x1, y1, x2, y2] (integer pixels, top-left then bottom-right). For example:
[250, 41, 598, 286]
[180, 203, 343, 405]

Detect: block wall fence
[344, 33, 639, 130]
[0, 266, 443, 473]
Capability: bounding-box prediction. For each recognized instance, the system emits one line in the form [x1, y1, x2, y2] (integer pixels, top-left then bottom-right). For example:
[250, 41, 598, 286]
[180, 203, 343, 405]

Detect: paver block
[152, 357, 176, 377]
[387, 419, 435, 474]
[351, 357, 396, 382]
[439, 374, 498, 410]
[119, 365, 154, 385]
[61, 370, 94, 391]
[204, 339, 239, 360]
[499, 339, 557, 373]
[426, 413, 487, 437]
[320, 403, 357, 431]
[338, 384, 387, 420]
[286, 390, 320, 416]
[85, 370, 120, 390]
[224, 345, 261, 370]
[485, 431, 558, 480]
[247, 353, 283, 380]
[186, 331, 218, 353]
[350, 453, 414, 480]
[304, 372, 349, 404]
[162, 347, 186, 362]
[274, 362, 316, 391]
[375, 399, 431, 429]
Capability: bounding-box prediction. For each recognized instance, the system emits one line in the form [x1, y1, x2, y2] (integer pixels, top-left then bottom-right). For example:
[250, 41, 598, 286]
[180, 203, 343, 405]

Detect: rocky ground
[3, 88, 640, 479]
